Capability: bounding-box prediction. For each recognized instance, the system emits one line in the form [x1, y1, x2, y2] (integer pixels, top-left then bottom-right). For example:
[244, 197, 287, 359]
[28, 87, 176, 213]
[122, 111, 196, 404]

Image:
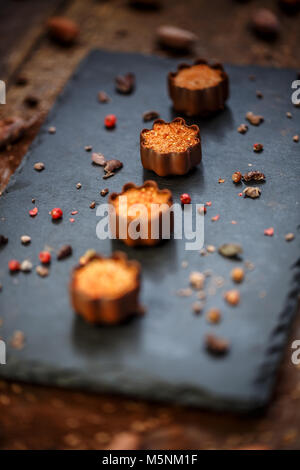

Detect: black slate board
[0, 50, 299, 411]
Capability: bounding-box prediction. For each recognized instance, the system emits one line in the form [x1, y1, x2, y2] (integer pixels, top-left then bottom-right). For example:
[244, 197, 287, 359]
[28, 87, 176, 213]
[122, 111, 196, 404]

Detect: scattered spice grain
[92, 152, 106, 166]
[33, 162, 44, 171]
[0, 235, 8, 246]
[218, 243, 242, 258]
[36, 265, 49, 277]
[143, 110, 160, 122]
[253, 143, 264, 152]
[29, 207, 38, 217]
[100, 188, 109, 197]
[20, 259, 32, 272]
[98, 91, 110, 103]
[243, 170, 265, 182]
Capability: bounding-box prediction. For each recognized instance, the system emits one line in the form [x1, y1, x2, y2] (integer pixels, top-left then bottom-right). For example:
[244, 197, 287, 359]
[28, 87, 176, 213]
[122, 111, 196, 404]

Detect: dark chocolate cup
[109, 180, 173, 247]
[70, 252, 142, 325]
[140, 117, 201, 177]
[168, 59, 229, 117]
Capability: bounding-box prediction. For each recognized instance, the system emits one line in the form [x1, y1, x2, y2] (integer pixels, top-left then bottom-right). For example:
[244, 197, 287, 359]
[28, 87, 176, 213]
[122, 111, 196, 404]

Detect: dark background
[0, 0, 300, 450]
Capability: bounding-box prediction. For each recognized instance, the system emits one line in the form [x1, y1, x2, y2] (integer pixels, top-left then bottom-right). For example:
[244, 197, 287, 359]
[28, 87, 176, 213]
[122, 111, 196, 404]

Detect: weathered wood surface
[0, 0, 300, 450]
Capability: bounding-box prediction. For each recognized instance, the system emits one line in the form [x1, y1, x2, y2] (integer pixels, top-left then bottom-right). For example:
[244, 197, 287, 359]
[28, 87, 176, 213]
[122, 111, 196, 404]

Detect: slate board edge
[1, 49, 300, 412]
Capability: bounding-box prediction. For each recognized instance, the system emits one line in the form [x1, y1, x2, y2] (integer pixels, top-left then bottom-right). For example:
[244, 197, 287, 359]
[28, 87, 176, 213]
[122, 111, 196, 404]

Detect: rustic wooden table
[0, 0, 300, 450]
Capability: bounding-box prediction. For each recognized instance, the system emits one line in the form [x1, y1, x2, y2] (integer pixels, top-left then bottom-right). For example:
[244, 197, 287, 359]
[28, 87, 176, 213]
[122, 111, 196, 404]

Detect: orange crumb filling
[174, 64, 223, 90]
[113, 186, 171, 216]
[74, 258, 138, 299]
[143, 121, 198, 153]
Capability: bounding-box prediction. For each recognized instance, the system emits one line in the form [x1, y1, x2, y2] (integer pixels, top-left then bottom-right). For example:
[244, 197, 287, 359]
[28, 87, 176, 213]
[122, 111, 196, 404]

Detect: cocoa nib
[129, 0, 161, 8]
[156, 25, 197, 51]
[246, 112, 264, 126]
[91, 152, 106, 166]
[0, 234, 8, 246]
[0, 116, 34, 149]
[243, 170, 265, 182]
[57, 244, 72, 260]
[243, 186, 261, 198]
[104, 159, 123, 173]
[97, 91, 110, 103]
[237, 124, 248, 134]
[143, 110, 160, 122]
[115, 73, 135, 94]
[205, 334, 230, 356]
